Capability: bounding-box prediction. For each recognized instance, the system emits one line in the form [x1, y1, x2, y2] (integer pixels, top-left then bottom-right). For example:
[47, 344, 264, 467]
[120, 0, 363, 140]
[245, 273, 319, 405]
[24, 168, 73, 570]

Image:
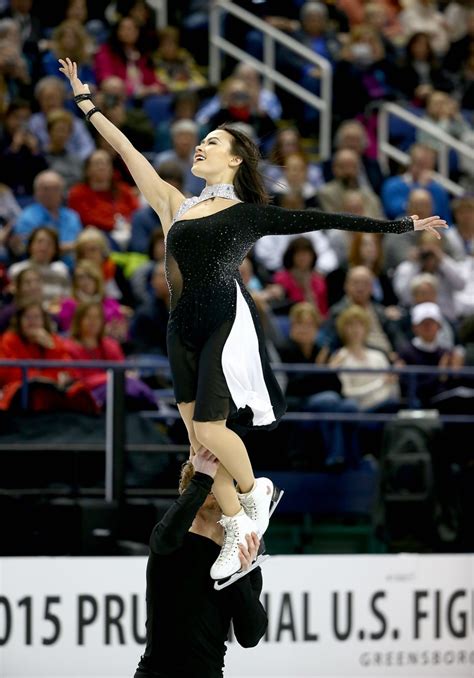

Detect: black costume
[134, 472, 268, 678]
[166, 199, 413, 433]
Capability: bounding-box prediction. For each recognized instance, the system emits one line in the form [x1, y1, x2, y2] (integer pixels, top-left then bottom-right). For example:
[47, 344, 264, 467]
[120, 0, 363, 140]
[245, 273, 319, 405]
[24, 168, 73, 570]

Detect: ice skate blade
[269, 487, 284, 518]
[214, 554, 270, 591]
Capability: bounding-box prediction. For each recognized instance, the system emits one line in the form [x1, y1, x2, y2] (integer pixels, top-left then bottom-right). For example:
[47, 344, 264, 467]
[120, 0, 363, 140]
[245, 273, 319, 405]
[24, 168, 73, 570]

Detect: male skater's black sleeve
[149, 472, 213, 555]
[226, 567, 268, 647]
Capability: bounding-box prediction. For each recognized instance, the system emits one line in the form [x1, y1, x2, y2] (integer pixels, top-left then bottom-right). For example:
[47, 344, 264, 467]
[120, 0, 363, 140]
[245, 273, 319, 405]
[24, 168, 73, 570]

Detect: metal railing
[209, 0, 333, 159]
[377, 102, 472, 197]
[147, 0, 168, 28]
[1, 358, 473, 504]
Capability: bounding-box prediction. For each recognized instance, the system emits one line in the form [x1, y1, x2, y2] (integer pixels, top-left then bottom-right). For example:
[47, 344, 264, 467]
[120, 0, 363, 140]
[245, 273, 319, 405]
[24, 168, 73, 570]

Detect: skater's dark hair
[217, 123, 270, 205]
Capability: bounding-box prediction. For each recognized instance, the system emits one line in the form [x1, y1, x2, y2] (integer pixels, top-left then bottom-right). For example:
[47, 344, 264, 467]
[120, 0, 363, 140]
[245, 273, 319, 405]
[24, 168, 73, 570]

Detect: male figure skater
[134, 447, 268, 678]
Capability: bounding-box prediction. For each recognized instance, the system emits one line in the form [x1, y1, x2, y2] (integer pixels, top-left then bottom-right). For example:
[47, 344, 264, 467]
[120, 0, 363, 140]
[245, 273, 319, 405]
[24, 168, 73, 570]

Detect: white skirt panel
[221, 280, 276, 427]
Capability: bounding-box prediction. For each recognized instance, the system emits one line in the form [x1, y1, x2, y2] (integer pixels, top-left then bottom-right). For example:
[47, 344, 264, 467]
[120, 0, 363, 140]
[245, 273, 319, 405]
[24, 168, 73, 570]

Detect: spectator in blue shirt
[13, 170, 82, 266]
[381, 143, 452, 224]
[28, 76, 95, 162]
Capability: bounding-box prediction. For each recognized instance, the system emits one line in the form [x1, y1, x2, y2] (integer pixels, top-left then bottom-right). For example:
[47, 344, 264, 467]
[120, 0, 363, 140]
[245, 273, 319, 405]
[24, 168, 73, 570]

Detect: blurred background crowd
[0, 0, 473, 489]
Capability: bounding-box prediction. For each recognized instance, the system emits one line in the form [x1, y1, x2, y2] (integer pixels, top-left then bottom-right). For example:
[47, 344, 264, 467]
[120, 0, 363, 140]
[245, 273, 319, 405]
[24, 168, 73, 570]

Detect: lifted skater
[134, 447, 268, 678]
[60, 57, 446, 583]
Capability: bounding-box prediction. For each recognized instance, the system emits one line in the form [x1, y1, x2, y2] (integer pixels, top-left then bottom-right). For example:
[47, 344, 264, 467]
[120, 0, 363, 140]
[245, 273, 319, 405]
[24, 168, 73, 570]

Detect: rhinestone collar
[171, 183, 241, 225]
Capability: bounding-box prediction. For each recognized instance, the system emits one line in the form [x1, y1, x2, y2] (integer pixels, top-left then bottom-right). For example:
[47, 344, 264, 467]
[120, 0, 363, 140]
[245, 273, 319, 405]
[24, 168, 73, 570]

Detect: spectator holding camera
[393, 231, 465, 322]
[398, 302, 466, 409]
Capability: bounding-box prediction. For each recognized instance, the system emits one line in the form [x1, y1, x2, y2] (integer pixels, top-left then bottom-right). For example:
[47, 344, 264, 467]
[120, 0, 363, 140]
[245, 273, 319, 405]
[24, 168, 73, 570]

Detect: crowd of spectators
[0, 0, 473, 471]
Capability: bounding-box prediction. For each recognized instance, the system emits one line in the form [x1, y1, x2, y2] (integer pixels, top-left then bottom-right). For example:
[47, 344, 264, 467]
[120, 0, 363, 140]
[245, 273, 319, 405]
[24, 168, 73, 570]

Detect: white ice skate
[210, 510, 257, 580]
[237, 477, 284, 538]
[214, 542, 270, 591]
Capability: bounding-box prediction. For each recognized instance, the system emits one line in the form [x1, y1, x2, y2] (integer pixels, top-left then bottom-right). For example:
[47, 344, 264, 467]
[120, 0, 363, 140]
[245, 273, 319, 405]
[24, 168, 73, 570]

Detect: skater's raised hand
[192, 446, 219, 479]
[238, 532, 260, 570]
[58, 57, 90, 97]
[411, 214, 448, 240]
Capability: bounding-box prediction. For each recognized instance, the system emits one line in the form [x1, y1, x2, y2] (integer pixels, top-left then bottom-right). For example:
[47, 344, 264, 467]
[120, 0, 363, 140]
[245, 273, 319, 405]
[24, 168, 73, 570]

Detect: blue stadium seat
[141, 94, 173, 126]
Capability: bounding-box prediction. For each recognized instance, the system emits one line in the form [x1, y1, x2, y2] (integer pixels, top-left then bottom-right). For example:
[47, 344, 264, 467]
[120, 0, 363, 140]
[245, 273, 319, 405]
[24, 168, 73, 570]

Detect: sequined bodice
[165, 200, 413, 341]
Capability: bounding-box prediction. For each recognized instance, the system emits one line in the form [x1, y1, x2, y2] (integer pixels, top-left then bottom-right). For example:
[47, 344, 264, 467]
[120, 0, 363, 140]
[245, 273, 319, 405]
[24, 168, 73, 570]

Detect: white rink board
[1, 555, 473, 677]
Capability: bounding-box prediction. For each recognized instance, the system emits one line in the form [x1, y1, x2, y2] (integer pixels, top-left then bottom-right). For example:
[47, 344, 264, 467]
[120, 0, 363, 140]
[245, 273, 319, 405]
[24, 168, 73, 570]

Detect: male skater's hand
[191, 446, 219, 479]
[238, 533, 260, 570]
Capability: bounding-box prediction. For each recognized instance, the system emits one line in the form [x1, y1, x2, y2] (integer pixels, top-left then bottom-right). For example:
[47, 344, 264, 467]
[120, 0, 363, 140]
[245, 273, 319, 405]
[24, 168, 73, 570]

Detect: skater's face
[191, 129, 242, 180]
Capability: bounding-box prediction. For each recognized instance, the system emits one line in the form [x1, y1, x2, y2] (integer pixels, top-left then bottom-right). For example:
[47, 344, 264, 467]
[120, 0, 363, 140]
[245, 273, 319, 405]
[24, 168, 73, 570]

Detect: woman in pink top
[273, 236, 328, 316]
[56, 259, 126, 338]
[94, 16, 165, 98]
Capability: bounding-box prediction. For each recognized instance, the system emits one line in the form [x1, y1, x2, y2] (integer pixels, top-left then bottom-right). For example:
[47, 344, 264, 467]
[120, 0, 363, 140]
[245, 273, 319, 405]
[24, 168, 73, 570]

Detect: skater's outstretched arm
[247, 203, 447, 239]
[58, 58, 184, 233]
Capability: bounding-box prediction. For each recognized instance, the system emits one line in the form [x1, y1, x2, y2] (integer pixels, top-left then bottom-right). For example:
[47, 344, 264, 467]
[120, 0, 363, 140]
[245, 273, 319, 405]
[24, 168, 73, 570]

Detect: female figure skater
[59, 58, 447, 582]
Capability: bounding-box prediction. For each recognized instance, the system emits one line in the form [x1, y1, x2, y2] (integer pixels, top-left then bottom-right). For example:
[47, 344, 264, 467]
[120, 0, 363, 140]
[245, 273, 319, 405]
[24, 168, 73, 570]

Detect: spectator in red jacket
[0, 301, 96, 412]
[68, 149, 139, 249]
[272, 236, 328, 316]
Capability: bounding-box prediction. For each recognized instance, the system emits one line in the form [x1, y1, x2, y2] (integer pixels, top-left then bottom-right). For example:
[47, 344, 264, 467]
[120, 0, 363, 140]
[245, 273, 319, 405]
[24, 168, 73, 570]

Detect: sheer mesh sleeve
[250, 204, 414, 239]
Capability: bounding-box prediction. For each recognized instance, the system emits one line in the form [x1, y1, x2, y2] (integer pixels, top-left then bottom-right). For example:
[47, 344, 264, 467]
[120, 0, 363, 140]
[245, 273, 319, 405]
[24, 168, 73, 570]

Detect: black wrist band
[85, 106, 101, 122]
[74, 93, 92, 103]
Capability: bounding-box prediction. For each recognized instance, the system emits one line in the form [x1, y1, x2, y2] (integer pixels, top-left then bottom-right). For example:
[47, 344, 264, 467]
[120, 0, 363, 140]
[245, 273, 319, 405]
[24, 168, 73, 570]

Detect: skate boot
[214, 536, 270, 591]
[237, 477, 284, 538]
[210, 509, 257, 580]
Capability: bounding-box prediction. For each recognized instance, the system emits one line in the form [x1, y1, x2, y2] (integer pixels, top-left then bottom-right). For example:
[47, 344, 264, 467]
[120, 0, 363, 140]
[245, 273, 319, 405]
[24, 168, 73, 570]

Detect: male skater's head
[179, 450, 221, 517]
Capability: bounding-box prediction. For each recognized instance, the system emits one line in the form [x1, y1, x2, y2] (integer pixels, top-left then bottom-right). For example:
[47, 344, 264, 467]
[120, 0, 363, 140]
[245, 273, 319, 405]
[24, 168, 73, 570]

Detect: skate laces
[240, 494, 258, 521]
[216, 516, 239, 562]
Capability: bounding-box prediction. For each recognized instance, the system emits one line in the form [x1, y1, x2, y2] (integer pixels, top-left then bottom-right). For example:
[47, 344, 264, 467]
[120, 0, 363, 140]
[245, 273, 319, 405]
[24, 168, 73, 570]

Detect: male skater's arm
[149, 449, 218, 555]
[226, 534, 268, 647]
